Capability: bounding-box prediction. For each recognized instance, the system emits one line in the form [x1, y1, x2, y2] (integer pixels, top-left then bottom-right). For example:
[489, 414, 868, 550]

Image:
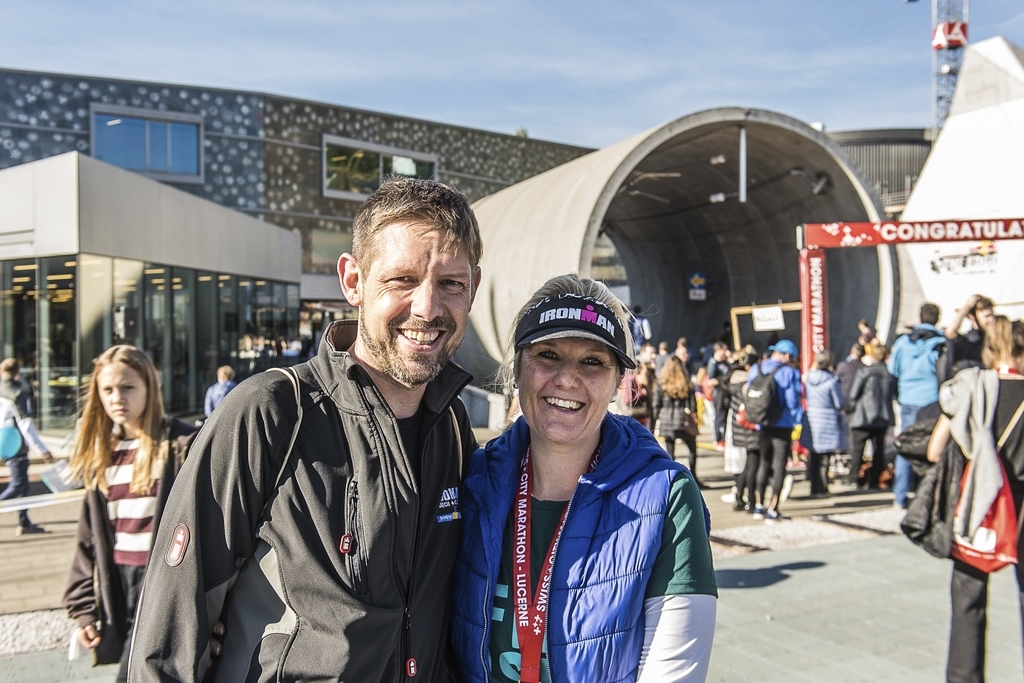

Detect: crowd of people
[0, 176, 1020, 683]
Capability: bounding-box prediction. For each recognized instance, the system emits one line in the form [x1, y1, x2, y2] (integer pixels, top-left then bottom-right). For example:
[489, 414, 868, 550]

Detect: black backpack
[744, 362, 783, 426]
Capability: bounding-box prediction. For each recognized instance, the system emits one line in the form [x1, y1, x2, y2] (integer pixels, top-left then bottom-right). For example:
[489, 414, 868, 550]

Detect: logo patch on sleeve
[165, 523, 190, 567]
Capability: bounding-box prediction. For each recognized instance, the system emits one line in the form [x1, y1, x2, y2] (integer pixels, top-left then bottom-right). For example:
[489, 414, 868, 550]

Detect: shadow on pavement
[715, 561, 825, 589]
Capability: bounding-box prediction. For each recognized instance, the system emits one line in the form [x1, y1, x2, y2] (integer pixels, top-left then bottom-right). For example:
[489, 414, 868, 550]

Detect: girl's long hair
[70, 345, 167, 494]
[658, 356, 692, 400]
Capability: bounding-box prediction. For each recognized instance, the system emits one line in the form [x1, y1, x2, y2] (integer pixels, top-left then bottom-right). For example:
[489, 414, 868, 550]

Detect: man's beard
[360, 316, 459, 387]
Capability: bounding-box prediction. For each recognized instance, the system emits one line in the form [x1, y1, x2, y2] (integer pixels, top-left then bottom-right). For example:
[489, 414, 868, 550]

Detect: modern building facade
[0, 153, 301, 427]
[0, 66, 592, 420]
[0, 67, 590, 303]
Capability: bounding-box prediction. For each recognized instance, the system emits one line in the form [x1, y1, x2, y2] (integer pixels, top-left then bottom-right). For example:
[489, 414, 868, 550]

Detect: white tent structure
[899, 36, 1024, 329]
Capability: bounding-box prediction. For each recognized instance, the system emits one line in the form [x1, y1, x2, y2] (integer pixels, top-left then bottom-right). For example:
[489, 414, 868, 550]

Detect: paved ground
[3, 431, 1021, 682]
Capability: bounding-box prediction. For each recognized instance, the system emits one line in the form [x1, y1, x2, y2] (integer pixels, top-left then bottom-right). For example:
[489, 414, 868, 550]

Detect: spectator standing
[653, 355, 703, 488]
[63, 346, 197, 680]
[626, 343, 657, 429]
[927, 317, 1024, 683]
[705, 342, 731, 447]
[944, 294, 996, 373]
[847, 345, 897, 490]
[746, 340, 803, 522]
[800, 350, 847, 499]
[887, 302, 945, 508]
[857, 319, 880, 356]
[727, 353, 761, 512]
[654, 340, 671, 375]
[203, 365, 238, 418]
[836, 344, 866, 403]
[0, 358, 54, 535]
[629, 305, 652, 353]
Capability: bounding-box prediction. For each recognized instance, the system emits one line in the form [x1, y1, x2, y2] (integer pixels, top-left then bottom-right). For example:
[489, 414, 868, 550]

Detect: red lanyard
[999, 365, 1022, 376]
[513, 445, 599, 683]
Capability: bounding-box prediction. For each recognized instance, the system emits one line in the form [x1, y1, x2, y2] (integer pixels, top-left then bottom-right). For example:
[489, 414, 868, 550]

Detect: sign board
[932, 22, 968, 49]
[799, 248, 829, 374]
[688, 272, 706, 301]
[751, 305, 785, 332]
[801, 219, 1024, 249]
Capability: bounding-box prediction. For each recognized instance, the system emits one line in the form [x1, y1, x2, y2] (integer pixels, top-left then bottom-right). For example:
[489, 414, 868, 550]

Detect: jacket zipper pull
[403, 607, 417, 677]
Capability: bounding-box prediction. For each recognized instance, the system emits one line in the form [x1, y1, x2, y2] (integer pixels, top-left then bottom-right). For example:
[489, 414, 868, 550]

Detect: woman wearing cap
[451, 274, 717, 683]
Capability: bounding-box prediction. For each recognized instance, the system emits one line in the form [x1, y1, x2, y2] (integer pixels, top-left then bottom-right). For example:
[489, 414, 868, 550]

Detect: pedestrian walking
[203, 365, 237, 417]
[847, 344, 897, 490]
[746, 340, 803, 522]
[630, 304, 652, 352]
[888, 302, 945, 507]
[62, 346, 198, 681]
[704, 342, 731, 447]
[836, 343, 866, 403]
[726, 352, 761, 512]
[800, 350, 848, 498]
[0, 358, 54, 535]
[654, 355, 703, 488]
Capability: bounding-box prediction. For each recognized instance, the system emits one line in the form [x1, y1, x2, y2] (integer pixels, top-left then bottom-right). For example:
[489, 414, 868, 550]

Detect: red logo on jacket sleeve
[165, 523, 190, 567]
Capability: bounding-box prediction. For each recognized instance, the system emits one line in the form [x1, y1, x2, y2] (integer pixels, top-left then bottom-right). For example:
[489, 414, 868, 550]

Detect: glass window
[1, 260, 39, 418]
[144, 264, 171, 407]
[310, 227, 352, 272]
[79, 254, 113, 385]
[237, 278, 256, 378]
[323, 135, 435, 199]
[196, 272, 219, 408]
[113, 259, 143, 345]
[171, 268, 196, 413]
[95, 115, 146, 170]
[39, 257, 77, 430]
[93, 107, 201, 179]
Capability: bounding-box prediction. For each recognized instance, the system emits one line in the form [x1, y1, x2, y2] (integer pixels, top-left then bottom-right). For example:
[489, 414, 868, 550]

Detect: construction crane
[908, 0, 969, 130]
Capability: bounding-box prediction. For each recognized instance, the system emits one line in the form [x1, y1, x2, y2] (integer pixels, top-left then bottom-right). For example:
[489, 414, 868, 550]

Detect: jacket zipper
[345, 480, 368, 594]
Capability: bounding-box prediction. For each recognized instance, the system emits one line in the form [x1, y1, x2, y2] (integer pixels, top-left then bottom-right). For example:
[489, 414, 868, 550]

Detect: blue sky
[3, 1, 1024, 148]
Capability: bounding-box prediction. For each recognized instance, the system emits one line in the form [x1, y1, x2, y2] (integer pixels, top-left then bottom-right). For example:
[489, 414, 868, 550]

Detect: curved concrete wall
[461, 108, 890, 381]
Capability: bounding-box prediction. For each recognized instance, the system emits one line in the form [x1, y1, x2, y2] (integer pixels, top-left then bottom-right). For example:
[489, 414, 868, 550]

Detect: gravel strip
[0, 609, 75, 656]
[826, 506, 907, 534]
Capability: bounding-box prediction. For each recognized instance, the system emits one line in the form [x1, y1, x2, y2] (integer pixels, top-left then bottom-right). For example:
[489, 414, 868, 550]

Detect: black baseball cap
[513, 293, 635, 369]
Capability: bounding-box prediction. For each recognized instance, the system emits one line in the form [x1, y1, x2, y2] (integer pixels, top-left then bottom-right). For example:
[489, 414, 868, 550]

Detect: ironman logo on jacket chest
[437, 486, 461, 523]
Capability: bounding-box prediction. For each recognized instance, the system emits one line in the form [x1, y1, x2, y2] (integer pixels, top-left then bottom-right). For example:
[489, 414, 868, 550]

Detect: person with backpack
[129, 179, 481, 682]
[745, 340, 803, 522]
[847, 345, 898, 490]
[888, 302, 946, 508]
[0, 358, 54, 536]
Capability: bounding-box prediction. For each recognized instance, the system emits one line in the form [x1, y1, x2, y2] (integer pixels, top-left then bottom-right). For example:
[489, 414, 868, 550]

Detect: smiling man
[129, 179, 481, 682]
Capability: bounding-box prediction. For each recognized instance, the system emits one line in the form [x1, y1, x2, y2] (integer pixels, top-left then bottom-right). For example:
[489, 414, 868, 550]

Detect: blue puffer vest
[451, 414, 711, 683]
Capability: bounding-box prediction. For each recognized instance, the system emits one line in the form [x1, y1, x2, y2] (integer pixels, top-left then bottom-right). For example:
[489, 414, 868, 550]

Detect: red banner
[932, 22, 968, 49]
[802, 219, 1024, 249]
[799, 248, 828, 375]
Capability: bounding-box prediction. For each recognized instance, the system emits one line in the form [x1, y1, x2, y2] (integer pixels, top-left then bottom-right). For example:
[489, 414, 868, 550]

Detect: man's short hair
[0, 358, 18, 379]
[658, 341, 669, 353]
[871, 344, 889, 363]
[920, 303, 940, 326]
[972, 296, 995, 315]
[713, 341, 728, 352]
[849, 343, 865, 359]
[351, 177, 482, 273]
[676, 337, 688, 349]
[217, 365, 236, 382]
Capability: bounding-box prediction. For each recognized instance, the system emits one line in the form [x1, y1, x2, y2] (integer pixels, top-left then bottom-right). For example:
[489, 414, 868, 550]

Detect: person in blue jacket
[451, 274, 717, 683]
[887, 302, 945, 508]
[746, 340, 803, 522]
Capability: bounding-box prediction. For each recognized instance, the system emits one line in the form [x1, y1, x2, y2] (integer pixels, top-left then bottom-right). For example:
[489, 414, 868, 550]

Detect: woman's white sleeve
[636, 594, 717, 683]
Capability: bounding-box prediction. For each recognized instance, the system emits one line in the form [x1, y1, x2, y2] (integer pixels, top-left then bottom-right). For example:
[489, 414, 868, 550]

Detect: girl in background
[63, 346, 198, 682]
[654, 355, 703, 487]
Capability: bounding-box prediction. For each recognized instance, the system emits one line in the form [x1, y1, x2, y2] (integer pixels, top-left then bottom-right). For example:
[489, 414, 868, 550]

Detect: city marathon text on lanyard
[513, 444, 600, 683]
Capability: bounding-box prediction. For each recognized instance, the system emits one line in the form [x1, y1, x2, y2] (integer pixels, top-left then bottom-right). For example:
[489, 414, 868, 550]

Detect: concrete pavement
[2, 434, 1021, 682]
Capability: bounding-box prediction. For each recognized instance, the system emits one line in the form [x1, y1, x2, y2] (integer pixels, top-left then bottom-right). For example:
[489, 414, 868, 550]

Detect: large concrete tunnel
[456, 108, 893, 383]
